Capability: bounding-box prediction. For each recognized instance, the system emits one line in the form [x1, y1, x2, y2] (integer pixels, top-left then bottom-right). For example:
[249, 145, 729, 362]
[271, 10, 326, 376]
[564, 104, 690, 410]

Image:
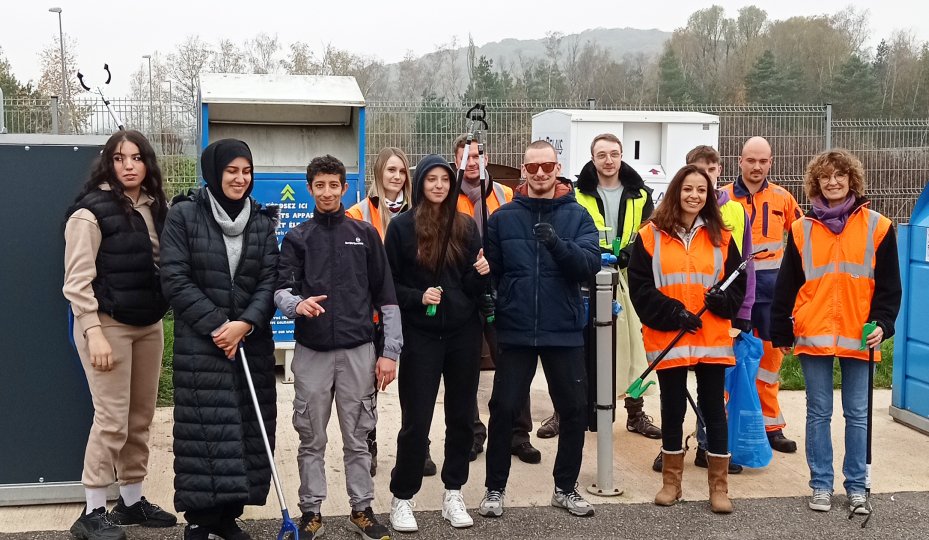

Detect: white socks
[120, 482, 143, 506]
[85, 487, 108, 514]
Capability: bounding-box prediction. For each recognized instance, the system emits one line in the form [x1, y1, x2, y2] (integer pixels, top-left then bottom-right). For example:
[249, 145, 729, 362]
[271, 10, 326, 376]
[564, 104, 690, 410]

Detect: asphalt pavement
[3, 491, 925, 540]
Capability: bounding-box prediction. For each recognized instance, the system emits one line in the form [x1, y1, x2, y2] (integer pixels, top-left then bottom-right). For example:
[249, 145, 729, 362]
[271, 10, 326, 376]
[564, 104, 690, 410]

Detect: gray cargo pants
[292, 341, 378, 513]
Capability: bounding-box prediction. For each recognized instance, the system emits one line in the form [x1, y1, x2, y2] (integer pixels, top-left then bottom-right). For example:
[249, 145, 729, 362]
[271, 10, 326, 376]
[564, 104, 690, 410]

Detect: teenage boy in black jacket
[274, 155, 401, 540]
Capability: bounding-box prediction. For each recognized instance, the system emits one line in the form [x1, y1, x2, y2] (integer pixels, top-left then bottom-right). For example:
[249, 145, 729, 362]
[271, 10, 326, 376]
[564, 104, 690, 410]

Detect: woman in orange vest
[771, 149, 901, 515]
[347, 147, 412, 240]
[628, 164, 746, 514]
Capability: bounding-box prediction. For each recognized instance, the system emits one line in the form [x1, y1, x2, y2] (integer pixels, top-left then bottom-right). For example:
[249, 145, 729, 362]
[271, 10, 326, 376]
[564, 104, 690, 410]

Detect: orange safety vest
[639, 223, 736, 370]
[346, 198, 385, 240]
[457, 182, 513, 216]
[722, 181, 800, 271]
[790, 206, 891, 362]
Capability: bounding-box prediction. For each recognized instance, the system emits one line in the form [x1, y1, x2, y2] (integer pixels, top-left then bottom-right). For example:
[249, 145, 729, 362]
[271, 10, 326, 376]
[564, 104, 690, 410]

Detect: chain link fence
[4, 97, 927, 222]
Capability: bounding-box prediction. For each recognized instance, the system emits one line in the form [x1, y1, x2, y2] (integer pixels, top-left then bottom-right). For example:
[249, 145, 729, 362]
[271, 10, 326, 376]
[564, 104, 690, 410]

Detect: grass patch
[779, 337, 894, 390]
[157, 312, 174, 407]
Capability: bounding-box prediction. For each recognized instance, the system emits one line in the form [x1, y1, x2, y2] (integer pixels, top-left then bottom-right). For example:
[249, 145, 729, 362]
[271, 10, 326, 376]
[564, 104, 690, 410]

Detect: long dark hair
[649, 164, 727, 246]
[67, 130, 168, 223]
[414, 168, 470, 274]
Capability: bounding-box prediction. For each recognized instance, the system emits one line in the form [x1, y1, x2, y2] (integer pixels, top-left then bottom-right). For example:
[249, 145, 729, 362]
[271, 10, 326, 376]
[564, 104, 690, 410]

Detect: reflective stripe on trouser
[755, 337, 786, 432]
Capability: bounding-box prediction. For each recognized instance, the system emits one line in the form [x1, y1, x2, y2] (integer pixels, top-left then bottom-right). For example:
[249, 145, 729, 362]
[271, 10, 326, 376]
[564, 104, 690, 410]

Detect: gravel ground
[3, 491, 925, 540]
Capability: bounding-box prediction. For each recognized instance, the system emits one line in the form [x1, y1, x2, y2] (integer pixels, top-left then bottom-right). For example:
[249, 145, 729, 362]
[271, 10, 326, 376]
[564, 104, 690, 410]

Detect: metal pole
[143, 55, 153, 136]
[587, 265, 622, 497]
[825, 103, 833, 150]
[49, 8, 68, 133]
[50, 95, 59, 134]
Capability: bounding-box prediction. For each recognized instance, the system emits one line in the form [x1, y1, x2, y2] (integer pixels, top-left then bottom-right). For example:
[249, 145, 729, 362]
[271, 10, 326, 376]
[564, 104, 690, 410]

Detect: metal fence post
[825, 103, 833, 150]
[51, 96, 60, 135]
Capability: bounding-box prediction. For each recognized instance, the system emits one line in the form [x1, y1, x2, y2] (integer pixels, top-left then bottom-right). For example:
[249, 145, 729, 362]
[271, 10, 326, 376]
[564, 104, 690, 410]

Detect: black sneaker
[109, 496, 177, 528]
[184, 524, 211, 540]
[694, 447, 743, 474]
[350, 507, 391, 540]
[69, 507, 127, 540]
[213, 518, 252, 540]
[511, 442, 542, 464]
[652, 451, 663, 473]
[299, 511, 324, 540]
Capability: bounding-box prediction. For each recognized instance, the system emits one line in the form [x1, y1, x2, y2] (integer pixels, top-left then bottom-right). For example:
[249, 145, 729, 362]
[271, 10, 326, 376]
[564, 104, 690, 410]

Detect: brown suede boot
[707, 452, 733, 514]
[654, 449, 685, 506]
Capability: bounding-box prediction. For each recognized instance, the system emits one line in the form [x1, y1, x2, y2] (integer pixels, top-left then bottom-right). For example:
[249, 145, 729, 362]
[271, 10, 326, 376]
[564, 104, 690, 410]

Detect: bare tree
[211, 39, 247, 73]
[167, 35, 212, 113]
[246, 33, 283, 74]
[285, 42, 318, 75]
[37, 33, 86, 132]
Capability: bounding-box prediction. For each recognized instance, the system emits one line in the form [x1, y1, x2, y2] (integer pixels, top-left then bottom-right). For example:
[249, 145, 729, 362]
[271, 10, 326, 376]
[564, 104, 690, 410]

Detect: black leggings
[657, 363, 728, 455]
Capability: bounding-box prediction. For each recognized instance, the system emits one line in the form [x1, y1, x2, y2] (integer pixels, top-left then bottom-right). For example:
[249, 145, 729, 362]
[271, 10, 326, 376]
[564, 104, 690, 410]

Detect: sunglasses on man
[523, 162, 558, 174]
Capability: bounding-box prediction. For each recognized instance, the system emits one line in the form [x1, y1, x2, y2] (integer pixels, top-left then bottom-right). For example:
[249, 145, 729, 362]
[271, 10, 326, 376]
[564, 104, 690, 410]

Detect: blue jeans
[799, 355, 871, 495]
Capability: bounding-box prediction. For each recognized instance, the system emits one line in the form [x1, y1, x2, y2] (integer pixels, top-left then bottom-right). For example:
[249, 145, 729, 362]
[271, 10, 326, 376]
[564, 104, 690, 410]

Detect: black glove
[704, 287, 729, 317]
[532, 222, 559, 249]
[677, 307, 703, 333]
[733, 318, 753, 333]
[616, 247, 631, 269]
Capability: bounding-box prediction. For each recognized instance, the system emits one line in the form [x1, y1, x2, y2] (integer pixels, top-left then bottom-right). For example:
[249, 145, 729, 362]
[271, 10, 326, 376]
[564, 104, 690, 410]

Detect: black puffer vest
[75, 189, 168, 326]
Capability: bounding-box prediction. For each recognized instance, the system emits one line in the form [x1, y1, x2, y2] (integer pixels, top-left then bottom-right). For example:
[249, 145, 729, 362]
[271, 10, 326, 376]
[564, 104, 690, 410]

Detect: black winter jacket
[485, 183, 601, 347]
[160, 188, 279, 512]
[276, 207, 400, 355]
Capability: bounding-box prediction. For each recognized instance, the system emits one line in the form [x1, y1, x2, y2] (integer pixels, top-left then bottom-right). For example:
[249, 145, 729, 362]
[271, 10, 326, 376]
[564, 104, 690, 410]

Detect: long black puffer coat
[160, 188, 279, 512]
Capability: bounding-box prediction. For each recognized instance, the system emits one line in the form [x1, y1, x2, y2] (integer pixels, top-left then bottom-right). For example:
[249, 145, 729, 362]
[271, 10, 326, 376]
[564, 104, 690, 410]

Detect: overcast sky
[3, 0, 928, 97]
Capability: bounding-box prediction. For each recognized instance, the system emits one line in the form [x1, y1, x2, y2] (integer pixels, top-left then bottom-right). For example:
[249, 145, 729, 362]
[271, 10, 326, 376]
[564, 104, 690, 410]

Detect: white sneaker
[551, 486, 595, 517]
[389, 496, 417, 532]
[478, 489, 505, 517]
[442, 489, 473, 528]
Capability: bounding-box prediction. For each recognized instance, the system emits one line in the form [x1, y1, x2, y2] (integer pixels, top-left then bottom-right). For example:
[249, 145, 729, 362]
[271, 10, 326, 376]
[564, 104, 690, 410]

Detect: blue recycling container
[891, 184, 929, 435]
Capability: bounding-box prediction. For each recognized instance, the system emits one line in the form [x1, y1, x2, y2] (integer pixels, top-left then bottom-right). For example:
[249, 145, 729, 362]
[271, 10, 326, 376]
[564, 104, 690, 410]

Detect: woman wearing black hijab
[160, 139, 280, 540]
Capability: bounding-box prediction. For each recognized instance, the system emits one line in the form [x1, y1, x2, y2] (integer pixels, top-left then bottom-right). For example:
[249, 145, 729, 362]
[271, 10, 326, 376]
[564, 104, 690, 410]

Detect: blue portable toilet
[892, 185, 929, 435]
[198, 73, 367, 381]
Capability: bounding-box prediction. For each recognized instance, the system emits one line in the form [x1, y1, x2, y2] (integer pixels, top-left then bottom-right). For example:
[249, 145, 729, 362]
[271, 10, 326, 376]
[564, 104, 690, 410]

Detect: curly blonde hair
[803, 148, 866, 201]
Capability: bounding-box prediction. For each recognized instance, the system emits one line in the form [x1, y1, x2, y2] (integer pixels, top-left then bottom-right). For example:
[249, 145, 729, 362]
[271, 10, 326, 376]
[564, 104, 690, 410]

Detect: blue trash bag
[725, 332, 773, 468]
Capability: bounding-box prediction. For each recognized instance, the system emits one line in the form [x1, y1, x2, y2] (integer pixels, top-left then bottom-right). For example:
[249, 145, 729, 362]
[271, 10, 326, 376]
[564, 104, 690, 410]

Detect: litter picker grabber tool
[77, 64, 124, 131]
[426, 104, 493, 322]
[849, 321, 878, 527]
[238, 344, 299, 540]
[625, 248, 767, 399]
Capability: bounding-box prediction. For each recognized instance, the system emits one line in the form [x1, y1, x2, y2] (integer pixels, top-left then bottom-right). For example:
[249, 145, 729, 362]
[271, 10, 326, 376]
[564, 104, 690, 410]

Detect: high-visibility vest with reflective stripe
[346, 198, 385, 239]
[457, 182, 512, 216]
[790, 206, 891, 362]
[722, 181, 800, 271]
[576, 188, 649, 251]
[639, 223, 736, 370]
[719, 200, 745, 255]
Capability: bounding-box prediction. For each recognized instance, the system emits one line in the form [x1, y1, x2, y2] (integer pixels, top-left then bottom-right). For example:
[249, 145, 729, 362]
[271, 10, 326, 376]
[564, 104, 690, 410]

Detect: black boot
[625, 397, 662, 439]
[767, 429, 798, 453]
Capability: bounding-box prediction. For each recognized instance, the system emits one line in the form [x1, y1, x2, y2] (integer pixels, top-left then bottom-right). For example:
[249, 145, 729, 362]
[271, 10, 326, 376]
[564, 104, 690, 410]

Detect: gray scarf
[206, 189, 251, 277]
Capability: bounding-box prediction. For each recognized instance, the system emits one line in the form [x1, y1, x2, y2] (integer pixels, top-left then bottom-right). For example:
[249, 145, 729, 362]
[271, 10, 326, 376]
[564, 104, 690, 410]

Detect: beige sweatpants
[73, 313, 164, 488]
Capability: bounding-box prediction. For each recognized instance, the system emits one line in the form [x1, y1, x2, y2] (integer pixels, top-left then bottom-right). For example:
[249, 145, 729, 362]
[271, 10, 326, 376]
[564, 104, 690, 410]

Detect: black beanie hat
[201, 139, 254, 218]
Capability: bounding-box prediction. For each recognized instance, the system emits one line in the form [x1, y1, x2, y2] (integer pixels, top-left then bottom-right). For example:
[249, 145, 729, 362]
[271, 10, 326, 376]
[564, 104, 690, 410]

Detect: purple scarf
[812, 195, 856, 234]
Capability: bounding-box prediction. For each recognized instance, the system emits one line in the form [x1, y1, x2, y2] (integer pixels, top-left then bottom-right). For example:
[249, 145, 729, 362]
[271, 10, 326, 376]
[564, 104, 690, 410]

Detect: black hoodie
[384, 154, 487, 333]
